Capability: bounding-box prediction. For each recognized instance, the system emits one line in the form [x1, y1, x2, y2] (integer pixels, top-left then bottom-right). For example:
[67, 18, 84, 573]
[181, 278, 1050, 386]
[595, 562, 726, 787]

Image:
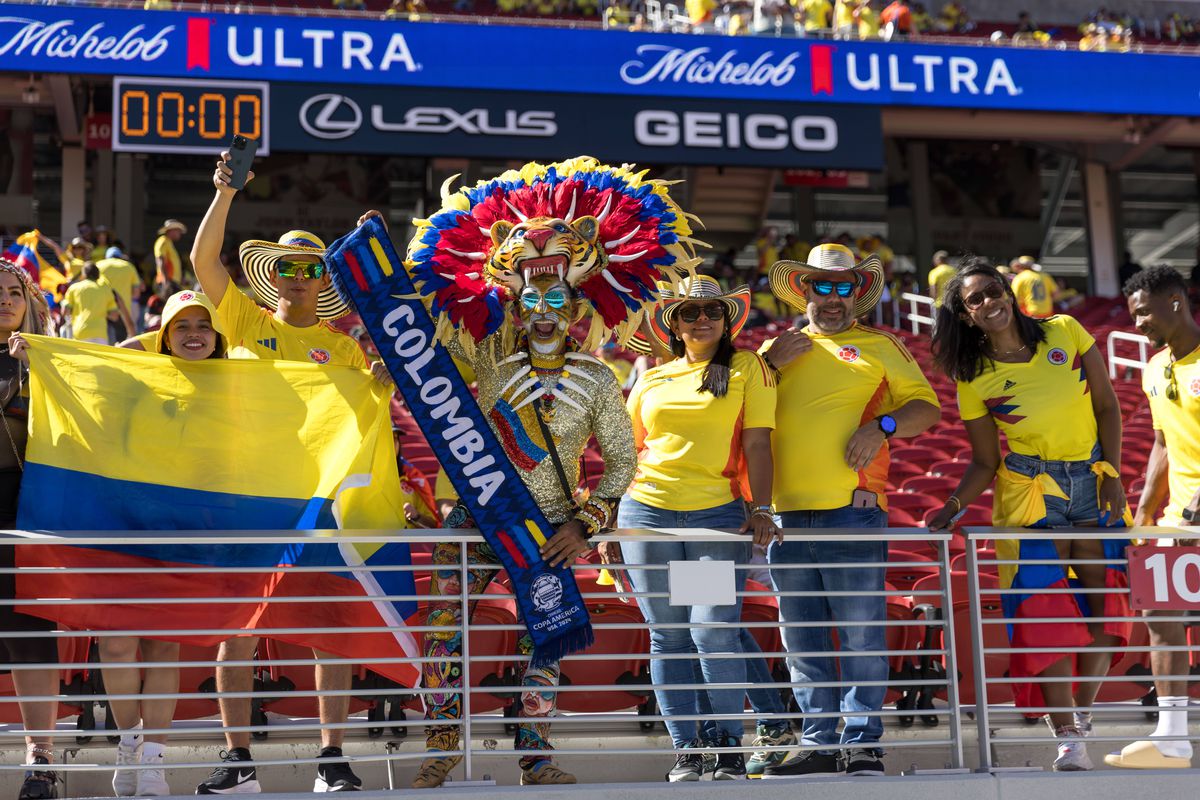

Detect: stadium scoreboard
[113, 78, 271, 155]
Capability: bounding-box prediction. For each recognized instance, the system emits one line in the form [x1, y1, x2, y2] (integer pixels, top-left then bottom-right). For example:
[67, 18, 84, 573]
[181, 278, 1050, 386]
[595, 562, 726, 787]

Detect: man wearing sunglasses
[1110, 266, 1200, 770]
[758, 243, 939, 779]
[188, 152, 382, 795]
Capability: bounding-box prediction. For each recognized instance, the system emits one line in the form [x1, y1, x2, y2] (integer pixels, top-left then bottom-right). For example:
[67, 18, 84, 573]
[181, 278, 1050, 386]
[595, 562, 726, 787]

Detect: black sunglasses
[677, 302, 726, 323]
[962, 282, 1006, 310]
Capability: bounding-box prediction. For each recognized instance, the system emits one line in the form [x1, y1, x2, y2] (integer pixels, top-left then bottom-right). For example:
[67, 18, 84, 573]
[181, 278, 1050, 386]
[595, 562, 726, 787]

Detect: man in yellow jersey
[1108, 266, 1199, 770]
[189, 152, 383, 795]
[154, 220, 187, 288]
[1010, 255, 1055, 318]
[63, 263, 118, 344]
[927, 250, 955, 306]
[758, 243, 939, 779]
[800, 0, 833, 32]
[833, 0, 855, 36]
[96, 246, 144, 340]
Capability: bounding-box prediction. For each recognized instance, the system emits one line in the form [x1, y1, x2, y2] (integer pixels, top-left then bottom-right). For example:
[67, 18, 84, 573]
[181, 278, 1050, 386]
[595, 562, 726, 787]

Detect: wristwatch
[876, 414, 897, 439]
[1183, 506, 1198, 523]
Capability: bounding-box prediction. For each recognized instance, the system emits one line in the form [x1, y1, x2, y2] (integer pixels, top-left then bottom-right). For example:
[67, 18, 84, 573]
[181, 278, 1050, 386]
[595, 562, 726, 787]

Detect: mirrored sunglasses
[275, 259, 327, 280]
[520, 289, 569, 310]
[809, 280, 856, 297]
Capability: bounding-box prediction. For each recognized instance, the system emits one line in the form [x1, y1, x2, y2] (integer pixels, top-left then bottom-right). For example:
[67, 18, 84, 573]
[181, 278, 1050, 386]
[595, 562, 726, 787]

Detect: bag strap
[533, 403, 580, 515]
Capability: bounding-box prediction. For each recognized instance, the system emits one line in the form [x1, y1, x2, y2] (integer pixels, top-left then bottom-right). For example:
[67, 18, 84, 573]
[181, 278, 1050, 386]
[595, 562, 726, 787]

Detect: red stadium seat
[890, 446, 953, 472]
[887, 492, 940, 517]
[901, 475, 958, 496]
[920, 435, 969, 453]
[886, 550, 940, 593]
[928, 460, 969, 479]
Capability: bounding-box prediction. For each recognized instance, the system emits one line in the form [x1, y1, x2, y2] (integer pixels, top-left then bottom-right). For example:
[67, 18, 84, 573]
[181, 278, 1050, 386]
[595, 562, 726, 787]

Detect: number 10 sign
[1127, 546, 1200, 610]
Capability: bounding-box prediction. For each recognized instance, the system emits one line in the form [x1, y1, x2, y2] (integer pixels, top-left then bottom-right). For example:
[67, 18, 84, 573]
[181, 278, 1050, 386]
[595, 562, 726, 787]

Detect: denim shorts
[1004, 446, 1101, 527]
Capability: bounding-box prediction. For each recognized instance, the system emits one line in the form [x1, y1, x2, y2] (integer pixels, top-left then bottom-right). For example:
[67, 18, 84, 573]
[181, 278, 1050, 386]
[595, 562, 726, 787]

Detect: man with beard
[758, 243, 939, 778]
[1107, 266, 1199, 770]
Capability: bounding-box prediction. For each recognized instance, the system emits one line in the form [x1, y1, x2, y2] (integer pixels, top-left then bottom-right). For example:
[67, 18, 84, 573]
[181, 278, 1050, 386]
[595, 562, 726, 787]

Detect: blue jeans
[617, 497, 752, 746]
[768, 505, 887, 750]
[695, 628, 787, 739]
[1004, 448, 1102, 526]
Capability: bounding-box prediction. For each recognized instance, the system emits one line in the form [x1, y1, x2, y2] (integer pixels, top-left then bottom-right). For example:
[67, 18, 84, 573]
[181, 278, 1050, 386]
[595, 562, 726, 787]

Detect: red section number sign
[1128, 546, 1200, 610]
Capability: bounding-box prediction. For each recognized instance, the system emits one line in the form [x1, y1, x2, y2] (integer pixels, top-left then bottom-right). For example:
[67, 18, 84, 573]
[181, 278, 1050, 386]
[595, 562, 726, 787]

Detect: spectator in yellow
[855, 0, 881, 39]
[154, 219, 188, 288]
[596, 342, 634, 387]
[96, 246, 145, 329]
[604, 1, 630, 27]
[63, 263, 117, 344]
[755, 227, 780, 277]
[799, 0, 833, 32]
[780, 233, 810, 264]
[927, 249, 955, 306]
[1010, 256, 1057, 319]
[833, 0, 855, 36]
[143, 0, 172, 9]
[687, 0, 716, 27]
[64, 237, 91, 280]
[910, 1, 931, 31]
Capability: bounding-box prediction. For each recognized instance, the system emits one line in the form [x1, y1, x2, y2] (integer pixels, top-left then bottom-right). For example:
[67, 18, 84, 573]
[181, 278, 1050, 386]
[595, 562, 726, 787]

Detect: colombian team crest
[1190, 378, 1200, 398]
[1047, 348, 1068, 366]
[309, 348, 331, 364]
[837, 345, 861, 363]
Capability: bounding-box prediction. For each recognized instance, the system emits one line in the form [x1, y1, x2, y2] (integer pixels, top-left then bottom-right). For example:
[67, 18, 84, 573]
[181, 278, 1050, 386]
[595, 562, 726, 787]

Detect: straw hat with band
[238, 230, 351, 321]
[627, 275, 751, 355]
[769, 243, 884, 319]
[156, 290, 227, 358]
[158, 219, 188, 236]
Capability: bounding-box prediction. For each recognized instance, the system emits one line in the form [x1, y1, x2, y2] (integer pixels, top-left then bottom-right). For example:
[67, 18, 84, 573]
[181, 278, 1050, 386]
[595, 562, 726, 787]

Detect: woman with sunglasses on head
[616, 275, 780, 783]
[928, 258, 1131, 773]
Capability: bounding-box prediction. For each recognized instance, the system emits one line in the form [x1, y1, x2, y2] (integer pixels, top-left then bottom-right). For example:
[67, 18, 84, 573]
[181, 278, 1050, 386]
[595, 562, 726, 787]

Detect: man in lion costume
[390, 158, 703, 788]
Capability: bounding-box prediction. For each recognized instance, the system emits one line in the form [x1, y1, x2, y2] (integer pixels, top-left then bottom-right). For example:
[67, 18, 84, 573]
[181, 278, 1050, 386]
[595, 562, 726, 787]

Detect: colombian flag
[3, 231, 69, 297]
[13, 337, 419, 687]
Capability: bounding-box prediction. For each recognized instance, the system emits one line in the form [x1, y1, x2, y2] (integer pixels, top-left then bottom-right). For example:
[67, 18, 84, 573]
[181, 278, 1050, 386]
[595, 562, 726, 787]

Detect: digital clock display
[112, 77, 270, 155]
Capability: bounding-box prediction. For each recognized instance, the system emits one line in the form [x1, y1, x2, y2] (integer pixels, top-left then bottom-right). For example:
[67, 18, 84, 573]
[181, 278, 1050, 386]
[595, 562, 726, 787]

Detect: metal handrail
[1107, 329, 1153, 379]
[900, 291, 937, 335]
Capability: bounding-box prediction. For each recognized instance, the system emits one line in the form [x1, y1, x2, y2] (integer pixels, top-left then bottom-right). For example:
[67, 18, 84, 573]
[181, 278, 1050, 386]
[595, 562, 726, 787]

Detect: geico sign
[634, 110, 837, 152]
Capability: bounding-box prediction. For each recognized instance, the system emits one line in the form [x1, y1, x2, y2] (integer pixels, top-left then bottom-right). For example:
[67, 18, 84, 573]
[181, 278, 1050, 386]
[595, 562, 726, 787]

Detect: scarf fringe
[530, 623, 595, 668]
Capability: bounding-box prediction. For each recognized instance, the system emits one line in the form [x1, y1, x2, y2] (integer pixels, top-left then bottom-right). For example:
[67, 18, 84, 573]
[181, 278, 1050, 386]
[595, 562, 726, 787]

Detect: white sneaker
[1074, 712, 1093, 736]
[1054, 739, 1094, 772]
[113, 739, 140, 797]
[136, 748, 170, 797]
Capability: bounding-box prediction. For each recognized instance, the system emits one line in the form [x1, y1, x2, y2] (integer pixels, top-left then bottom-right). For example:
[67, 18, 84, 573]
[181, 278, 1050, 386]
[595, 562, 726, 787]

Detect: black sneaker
[314, 747, 362, 792]
[667, 748, 705, 782]
[845, 749, 885, 776]
[713, 747, 747, 780]
[760, 749, 843, 779]
[195, 748, 261, 795]
[19, 758, 59, 800]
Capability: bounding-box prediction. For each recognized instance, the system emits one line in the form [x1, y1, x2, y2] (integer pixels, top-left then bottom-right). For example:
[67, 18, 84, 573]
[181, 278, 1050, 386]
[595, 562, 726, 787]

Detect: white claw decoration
[479, 225, 493, 237]
[550, 388, 586, 413]
[604, 226, 640, 249]
[507, 376, 541, 405]
[596, 193, 613, 223]
[499, 364, 532, 395]
[446, 248, 485, 260]
[566, 367, 599, 384]
[608, 249, 649, 263]
[511, 387, 547, 412]
[499, 353, 529, 366]
[601, 269, 634, 293]
[504, 200, 529, 222]
[564, 190, 578, 222]
[559, 378, 593, 400]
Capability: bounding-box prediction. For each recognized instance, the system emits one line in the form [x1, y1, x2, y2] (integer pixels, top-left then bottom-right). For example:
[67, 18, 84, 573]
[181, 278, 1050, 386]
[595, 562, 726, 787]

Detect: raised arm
[191, 151, 254, 308]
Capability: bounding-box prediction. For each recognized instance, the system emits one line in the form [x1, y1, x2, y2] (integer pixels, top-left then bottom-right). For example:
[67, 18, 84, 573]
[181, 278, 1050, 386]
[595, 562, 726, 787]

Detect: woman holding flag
[927, 258, 1130, 772]
[0, 257, 59, 800]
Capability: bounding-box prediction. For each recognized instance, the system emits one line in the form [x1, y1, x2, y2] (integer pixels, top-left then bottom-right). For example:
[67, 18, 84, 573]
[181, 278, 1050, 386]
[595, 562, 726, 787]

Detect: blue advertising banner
[269, 83, 884, 168]
[1, 3, 1197, 116]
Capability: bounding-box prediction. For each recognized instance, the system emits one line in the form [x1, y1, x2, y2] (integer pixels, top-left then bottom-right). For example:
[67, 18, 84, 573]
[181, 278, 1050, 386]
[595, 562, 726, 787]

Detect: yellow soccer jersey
[627, 350, 776, 512]
[928, 263, 956, 307]
[766, 324, 936, 512]
[958, 315, 1097, 463]
[1013, 269, 1053, 318]
[1144, 345, 1200, 523]
[216, 286, 367, 367]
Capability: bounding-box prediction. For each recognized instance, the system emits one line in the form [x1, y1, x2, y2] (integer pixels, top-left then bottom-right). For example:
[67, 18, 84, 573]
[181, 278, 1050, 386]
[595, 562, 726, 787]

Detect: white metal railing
[1107, 330, 1152, 379]
[900, 292, 937, 335]
[963, 527, 1199, 773]
[1, 528, 963, 787]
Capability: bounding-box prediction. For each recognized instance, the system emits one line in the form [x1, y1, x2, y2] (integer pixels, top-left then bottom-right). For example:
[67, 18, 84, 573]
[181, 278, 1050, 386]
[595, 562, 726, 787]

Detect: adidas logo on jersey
[257, 338, 278, 351]
[1003, 379, 1017, 390]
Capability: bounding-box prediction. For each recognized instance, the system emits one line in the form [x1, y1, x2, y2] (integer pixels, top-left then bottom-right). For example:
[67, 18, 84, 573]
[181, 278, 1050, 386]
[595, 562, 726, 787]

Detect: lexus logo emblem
[299, 94, 362, 140]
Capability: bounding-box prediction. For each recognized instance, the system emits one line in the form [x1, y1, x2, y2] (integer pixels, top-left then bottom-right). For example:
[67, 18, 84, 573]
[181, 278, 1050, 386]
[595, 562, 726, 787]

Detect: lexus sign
[271, 84, 882, 169]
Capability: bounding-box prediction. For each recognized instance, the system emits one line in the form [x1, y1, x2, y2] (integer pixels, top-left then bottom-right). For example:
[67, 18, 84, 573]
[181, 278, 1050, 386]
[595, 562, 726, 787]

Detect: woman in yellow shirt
[927, 259, 1129, 773]
[616, 276, 781, 781]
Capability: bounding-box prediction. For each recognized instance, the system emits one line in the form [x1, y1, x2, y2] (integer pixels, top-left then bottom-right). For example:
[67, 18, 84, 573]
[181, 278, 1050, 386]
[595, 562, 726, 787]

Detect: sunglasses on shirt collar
[275, 259, 327, 280]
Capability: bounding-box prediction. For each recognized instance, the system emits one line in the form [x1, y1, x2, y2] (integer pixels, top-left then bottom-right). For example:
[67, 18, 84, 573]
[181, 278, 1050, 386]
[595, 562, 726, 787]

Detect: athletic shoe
[760, 749, 843, 779]
[1074, 712, 1094, 737]
[137, 748, 170, 797]
[1054, 739, 1094, 772]
[194, 749, 260, 795]
[712, 739, 746, 781]
[747, 724, 796, 777]
[845, 750, 885, 776]
[410, 756, 461, 789]
[18, 759, 59, 800]
[519, 761, 576, 785]
[313, 747, 362, 792]
[113, 739, 141, 797]
[666, 748, 705, 782]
